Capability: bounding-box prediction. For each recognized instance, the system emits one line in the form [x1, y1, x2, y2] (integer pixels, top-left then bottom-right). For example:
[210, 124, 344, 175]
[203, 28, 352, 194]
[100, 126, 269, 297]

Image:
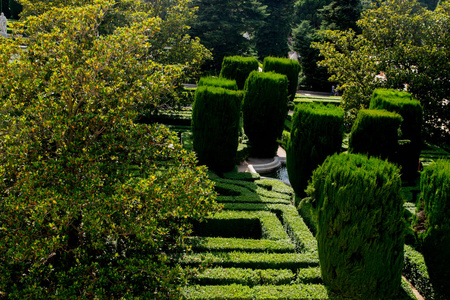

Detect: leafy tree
[313, 0, 450, 142]
[8, 0, 21, 19]
[1, 0, 11, 19]
[254, 0, 296, 59]
[189, 0, 266, 70]
[294, 0, 331, 29]
[0, 1, 219, 298]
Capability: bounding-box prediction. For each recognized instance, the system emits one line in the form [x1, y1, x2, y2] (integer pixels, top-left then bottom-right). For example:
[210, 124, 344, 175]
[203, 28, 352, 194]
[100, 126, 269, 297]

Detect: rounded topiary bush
[219, 56, 259, 90]
[263, 57, 301, 101]
[415, 159, 450, 298]
[242, 70, 288, 158]
[369, 88, 423, 180]
[308, 153, 404, 299]
[192, 86, 241, 172]
[349, 109, 402, 160]
[286, 103, 344, 198]
[198, 76, 238, 90]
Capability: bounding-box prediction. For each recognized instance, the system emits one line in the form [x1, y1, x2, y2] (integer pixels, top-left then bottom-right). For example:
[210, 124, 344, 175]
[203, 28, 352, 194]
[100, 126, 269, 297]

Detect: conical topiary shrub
[192, 86, 241, 173]
[308, 153, 405, 299]
[263, 56, 301, 101]
[242, 71, 288, 158]
[286, 103, 344, 198]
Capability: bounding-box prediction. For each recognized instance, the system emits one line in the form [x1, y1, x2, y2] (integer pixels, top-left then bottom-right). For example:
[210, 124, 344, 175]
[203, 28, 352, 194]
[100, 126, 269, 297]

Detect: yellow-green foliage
[309, 153, 404, 299]
[263, 56, 301, 101]
[243, 71, 288, 157]
[0, 2, 219, 298]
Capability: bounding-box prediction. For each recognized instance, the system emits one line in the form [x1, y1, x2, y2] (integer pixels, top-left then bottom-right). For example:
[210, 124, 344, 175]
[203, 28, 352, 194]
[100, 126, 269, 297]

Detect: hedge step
[190, 237, 296, 253]
[182, 251, 319, 270]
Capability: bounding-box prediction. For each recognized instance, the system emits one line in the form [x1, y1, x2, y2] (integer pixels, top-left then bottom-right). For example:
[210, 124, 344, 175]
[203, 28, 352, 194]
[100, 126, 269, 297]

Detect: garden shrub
[198, 76, 238, 90]
[192, 86, 241, 173]
[349, 109, 402, 160]
[242, 71, 289, 157]
[0, 3, 218, 299]
[191, 237, 296, 253]
[415, 159, 450, 298]
[219, 56, 259, 90]
[403, 244, 436, 300]
[263, 56, 301, 101]
[286, 103, 344, 198]
[308, 153, 404, 299]
[369, 88, 423, 180]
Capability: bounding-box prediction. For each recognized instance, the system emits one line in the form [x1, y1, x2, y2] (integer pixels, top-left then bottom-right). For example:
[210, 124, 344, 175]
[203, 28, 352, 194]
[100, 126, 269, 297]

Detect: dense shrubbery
[415, 159, 450, 298]
[242, 71, 289, 157]
[0, 2, 219, 298]
[349, 109, 402, 160]
[369, 88, 423, 179]
[263, 56, 301, 101]
[286, 103, 344, 198]
[219, 56, 259, 90]
[308, 153, 404, 299]
[192, 86, 242, 173]
[198, 76, 238, 90]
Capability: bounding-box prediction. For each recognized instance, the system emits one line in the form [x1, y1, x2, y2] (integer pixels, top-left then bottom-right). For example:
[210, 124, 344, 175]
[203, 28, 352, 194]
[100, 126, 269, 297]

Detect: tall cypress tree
[254, 0, 296, 59]
[190, 0, 266, 71]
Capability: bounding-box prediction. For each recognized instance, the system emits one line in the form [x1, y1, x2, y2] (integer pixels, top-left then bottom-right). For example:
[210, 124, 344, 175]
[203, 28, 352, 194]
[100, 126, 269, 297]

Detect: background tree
[8, 0, 21, 19]
[319, 0, 362, 32]
[189, 0, 266, 71]
[294, 0, 331, 28]
[0, 1, 219, 298]
[1, 0, 11, 18]
[254, 0, 296, 59]
[313, 0, 450, 143]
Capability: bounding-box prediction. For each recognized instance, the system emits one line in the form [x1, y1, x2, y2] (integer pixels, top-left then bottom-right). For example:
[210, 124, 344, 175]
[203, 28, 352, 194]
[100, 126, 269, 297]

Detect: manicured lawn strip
[182, 251, 319, 269]
[190, 237, 296, 253]
[217, 195, 291, 205]
[206, 210, 290, 240]
[193, 267, 295, 286]
[183, 284, 329, 299]
[222, 203, 318, 253]
[403, 244, 436, 299]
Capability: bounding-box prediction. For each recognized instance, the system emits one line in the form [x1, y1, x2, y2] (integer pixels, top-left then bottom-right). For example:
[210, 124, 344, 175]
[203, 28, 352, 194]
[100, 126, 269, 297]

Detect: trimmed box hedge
[243, 71, 289, 157]
[349, 109, 402, 160]
[308, 153, 404, 299]
[286, 103, 344, 198]
[190, 237, 296, 253]
[192, 86, 241, 172]
[198, 76, 239, 90]
[219, 56, 259, 90]
[369, 88, 423, 180]
[263, 57, 301, 101]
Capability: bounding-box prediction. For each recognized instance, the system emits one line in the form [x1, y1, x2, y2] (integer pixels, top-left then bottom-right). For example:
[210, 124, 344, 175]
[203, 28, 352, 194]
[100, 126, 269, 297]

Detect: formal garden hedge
[308, 153, 404, 299]
[219, 56, 259, 90]
[286, 103, 344, 199]
[369, 89, 423, 180]
[243, 71, 288, 158]
[349, 109, 403, 160]
[263, 57, 301, 101]
[192, 86, 241, 172]
[198, 76, 239, 90]
[413, 159, 450, 298]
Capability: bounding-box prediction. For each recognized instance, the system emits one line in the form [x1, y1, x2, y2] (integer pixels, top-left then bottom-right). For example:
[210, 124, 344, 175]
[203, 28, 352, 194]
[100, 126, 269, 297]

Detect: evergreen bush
[286, 103, 344, 198]
[369, 88, 423, 180]
[192, 86, 241, 172]
[263, 57, 301, 101]
[198, 76, 238, 90]
[415, 159, 450, 298]
[308, 153, 404, 299]
[219, 56, 259, 90]
[242, 71, 288, 157]
[349, 109, 402, 160]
